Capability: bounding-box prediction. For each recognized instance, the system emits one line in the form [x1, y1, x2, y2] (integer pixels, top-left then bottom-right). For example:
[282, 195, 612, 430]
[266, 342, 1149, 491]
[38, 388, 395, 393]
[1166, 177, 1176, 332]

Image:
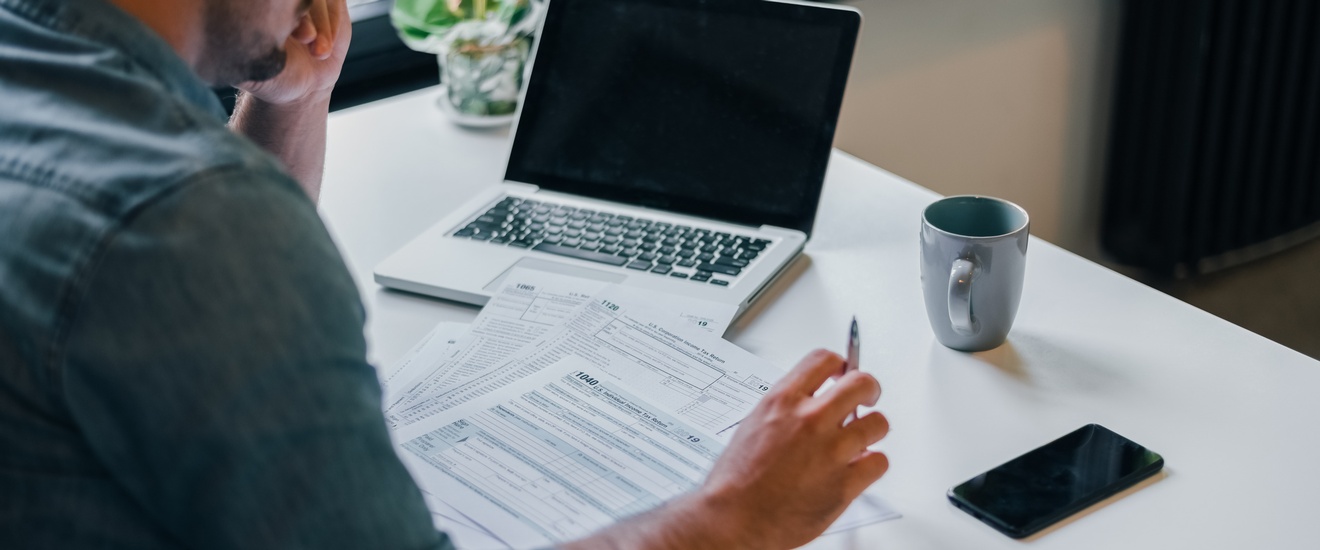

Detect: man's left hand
[240, 0, 352, 105]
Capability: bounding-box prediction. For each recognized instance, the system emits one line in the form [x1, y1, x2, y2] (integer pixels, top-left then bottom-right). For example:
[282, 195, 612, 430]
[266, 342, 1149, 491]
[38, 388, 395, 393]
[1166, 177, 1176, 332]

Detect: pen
[845, 316, 860, 424]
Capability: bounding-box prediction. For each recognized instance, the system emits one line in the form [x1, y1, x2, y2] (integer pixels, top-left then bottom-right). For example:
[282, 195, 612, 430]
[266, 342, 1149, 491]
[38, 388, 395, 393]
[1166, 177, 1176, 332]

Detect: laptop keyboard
[451, 196, 772, 285]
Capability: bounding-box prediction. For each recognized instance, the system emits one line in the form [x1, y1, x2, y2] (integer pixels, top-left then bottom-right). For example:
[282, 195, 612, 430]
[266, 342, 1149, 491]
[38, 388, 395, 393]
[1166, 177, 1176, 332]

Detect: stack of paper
[379, 268, 899, 549]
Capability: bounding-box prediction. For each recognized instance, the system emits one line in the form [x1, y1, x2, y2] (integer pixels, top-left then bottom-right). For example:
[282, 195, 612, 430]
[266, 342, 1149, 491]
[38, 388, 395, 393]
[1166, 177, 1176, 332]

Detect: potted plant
[392, 0, 539, 124]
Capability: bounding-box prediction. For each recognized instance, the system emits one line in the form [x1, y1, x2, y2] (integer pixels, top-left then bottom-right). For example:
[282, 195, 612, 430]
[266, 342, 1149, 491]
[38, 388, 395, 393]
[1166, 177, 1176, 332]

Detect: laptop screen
[503, 0, 859, 236]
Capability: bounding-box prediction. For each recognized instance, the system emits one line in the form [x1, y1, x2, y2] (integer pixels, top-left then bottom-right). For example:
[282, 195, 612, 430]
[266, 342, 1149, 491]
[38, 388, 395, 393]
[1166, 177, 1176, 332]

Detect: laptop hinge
[503, 181, 539, 192]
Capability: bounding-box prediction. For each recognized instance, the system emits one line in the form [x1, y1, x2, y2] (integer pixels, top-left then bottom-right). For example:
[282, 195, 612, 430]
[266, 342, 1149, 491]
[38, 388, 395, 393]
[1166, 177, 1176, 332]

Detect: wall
[833, 0, 1121, 259]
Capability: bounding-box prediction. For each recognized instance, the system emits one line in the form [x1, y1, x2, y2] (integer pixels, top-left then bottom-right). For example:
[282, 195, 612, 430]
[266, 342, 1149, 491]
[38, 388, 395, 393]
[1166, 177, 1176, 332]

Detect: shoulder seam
[43, 162, 301, 398]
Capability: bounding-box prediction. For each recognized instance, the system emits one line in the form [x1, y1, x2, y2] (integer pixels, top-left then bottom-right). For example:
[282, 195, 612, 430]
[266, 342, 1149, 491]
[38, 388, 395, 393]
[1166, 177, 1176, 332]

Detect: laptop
[375, 0, 861, 318]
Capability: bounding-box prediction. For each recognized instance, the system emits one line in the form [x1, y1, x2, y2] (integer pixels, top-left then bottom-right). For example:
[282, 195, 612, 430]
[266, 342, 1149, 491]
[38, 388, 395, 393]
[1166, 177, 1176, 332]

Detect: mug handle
[948, 258, 976, 335]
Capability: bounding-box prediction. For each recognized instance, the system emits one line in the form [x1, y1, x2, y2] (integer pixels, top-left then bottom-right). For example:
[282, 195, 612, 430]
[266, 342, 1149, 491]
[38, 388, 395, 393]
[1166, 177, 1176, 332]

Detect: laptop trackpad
[483, 257, 628, 291]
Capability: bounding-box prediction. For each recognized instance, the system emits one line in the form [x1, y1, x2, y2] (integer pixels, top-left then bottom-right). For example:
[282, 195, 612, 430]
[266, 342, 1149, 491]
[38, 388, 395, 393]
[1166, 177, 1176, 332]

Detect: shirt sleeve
[60, 167, 453, 550]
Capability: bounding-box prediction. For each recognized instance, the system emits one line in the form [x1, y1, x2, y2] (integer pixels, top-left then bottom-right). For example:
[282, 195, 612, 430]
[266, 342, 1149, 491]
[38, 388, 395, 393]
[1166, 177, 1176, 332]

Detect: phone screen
[947, 424, 1164, 538]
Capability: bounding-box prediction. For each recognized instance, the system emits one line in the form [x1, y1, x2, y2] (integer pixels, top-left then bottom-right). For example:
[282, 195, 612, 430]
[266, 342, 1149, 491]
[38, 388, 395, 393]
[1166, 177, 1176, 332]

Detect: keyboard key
[454, 228, 477, 237]
[580, 242, 602, 251]
[542, 234, 563, 244]
[568, 221, 587, 229]
[656, 256, 676, 265]
[638, 252, 658, 261]
[562, 237, 582, 247]
[601, 245, 621, 254]
[491, 236, 511, 244]
[565, 229, 582, 237]
[690, 273, 710, 282]
[509, 240, 533, 248]
[620, 248, 640, 257]
[696, 263, 741, 276]
[739, 250, 759, 260]
[677, 259, 697, 267]
[709, 279, 730, 286]
[677, 250, 696, 258]
[627, 260, 652, 270]
[603, 235, 622, 244]
[659, 246, 676, 255]
[670, 272, 690, 279]
[651, 265, 673, 275]
[697, 253, 714, 261]
[714, 257, 749, 268]
[533, 243, 629, 266]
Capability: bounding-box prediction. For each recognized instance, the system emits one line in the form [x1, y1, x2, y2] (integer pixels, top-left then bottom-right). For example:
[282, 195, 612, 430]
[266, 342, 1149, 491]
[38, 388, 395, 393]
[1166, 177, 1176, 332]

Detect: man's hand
[564, 349, 890, 550]
[239, 0, 351, 106]
[697, 349, 890, 548]
[229, 0, 351, 200]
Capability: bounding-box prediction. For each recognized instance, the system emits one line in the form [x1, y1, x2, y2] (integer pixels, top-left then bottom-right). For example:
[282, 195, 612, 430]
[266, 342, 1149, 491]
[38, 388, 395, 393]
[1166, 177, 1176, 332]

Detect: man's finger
[310, 0, 333, 58]
[813, 370, 880, 422]
[840, 411, 889, 456]
[292, 15, 316, 44]
[845, 451, 890, 495]
[776, 349, 846, 398]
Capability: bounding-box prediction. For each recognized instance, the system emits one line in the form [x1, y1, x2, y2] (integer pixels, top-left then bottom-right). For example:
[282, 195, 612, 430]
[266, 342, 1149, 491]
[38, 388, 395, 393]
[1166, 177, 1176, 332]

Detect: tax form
[398, 353, 756, 548]
[391, 285, 758, 434]
[385, 269, 611, 418]
[381, 322, 470, 403]
[388, 271, 738, 428]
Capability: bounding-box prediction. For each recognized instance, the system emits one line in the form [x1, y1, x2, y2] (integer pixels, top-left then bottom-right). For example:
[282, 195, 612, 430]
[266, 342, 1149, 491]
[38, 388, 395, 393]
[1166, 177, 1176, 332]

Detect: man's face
[203, 0, 311, 85]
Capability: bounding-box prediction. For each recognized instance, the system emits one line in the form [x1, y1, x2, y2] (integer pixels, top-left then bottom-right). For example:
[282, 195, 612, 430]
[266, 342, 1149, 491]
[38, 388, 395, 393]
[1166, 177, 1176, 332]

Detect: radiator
[1102, 0, 1320, 276]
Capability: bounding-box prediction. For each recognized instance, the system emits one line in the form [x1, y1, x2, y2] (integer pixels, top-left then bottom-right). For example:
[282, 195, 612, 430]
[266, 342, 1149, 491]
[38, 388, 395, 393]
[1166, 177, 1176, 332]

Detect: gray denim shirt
[0, 0, 452, 548]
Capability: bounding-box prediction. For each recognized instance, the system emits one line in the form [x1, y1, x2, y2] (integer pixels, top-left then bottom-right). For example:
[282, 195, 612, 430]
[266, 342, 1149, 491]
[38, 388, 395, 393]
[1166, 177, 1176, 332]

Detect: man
[0, 0, 890, 548]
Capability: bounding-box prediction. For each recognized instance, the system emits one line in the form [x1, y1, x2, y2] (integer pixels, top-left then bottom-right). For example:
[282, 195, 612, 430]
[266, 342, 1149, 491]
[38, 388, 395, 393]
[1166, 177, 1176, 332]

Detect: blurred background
[325, 0, 1320, 359]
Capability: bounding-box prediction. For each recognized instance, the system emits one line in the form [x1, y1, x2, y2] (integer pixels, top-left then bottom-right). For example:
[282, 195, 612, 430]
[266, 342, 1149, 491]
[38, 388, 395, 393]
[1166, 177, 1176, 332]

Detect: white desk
[321, 87, 1320, 549]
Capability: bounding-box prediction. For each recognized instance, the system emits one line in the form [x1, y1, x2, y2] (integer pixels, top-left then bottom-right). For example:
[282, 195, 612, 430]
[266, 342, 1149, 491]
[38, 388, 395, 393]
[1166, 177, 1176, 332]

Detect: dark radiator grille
[1103, 0, 1320, 276]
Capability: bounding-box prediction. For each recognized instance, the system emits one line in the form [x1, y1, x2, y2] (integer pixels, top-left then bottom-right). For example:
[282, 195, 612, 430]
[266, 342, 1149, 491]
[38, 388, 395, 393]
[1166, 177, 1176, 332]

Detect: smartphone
[947, 424, 1164, 539]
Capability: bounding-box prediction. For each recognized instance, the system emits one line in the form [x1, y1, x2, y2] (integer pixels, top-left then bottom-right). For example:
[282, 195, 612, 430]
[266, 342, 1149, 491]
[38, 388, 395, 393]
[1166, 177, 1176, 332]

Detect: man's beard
[203, 1, 288, 85]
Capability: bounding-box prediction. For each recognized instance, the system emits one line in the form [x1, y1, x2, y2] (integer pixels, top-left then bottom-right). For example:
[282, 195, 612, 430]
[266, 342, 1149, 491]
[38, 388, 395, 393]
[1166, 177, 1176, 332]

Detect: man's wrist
[641, 489, 763, 550]
[680, 485, 764, 550]
[235, 89, 332, 118]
